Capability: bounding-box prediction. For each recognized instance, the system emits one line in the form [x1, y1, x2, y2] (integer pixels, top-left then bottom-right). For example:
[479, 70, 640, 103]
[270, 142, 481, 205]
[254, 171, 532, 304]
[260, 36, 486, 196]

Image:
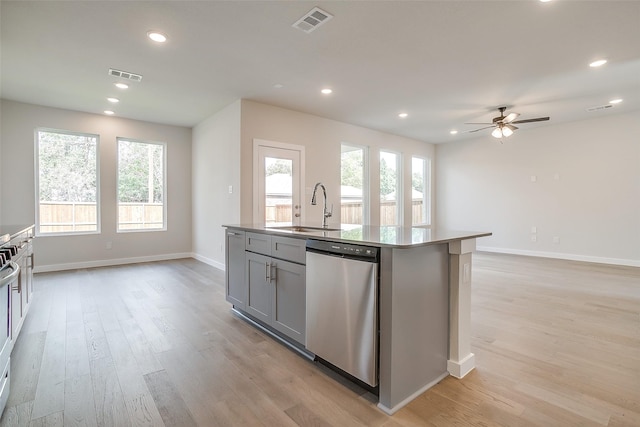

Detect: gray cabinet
[241, 231, 307, 345]
[270, 259, 306, 343]
[245, 251, 271, 323]
[225, 229, 246, 309]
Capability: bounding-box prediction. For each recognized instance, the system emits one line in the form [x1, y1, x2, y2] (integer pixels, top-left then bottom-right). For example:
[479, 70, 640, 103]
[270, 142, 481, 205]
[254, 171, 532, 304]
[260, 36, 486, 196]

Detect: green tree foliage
[38, 131, 97, 202]
[412, 172, 424, 193]
[380, 157, 396, 196]
[341, 149, 363, 189]
[265, 159, 292, 176]
[118, 140, 163, 203]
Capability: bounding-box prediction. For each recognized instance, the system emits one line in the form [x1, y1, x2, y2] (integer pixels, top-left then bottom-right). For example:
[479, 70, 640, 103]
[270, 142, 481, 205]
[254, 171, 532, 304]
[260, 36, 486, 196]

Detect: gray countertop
[224, 224, 491, 248]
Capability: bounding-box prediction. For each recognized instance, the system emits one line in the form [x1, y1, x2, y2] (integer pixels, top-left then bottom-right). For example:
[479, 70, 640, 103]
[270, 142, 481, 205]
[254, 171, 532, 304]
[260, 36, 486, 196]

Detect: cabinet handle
[265, 262, 270, 282]
[228, 232, 240, 236]
[270, 263, 277, 282]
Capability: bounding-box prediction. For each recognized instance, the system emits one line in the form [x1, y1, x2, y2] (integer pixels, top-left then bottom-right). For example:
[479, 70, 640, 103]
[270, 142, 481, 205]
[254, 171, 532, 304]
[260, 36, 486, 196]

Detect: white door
[253, 140, 304, 225]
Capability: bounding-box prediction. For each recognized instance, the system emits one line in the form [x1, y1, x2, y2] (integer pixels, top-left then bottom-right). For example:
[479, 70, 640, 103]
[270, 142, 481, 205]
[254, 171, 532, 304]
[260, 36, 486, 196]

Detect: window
[35, 129, 99, 235]
[380, 150, 401, 226]
[412, 156, 431, 226]
[341, 144, 368, 224]
[117, 138, 166, 231]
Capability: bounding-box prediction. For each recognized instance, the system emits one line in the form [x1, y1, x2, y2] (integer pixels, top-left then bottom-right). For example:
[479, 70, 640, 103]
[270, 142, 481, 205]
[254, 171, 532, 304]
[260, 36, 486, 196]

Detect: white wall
[0, 100, 193, 271]
[436, 111, 640, 266]
[240, 100, 436, 227]
[191, 100, 241, 269]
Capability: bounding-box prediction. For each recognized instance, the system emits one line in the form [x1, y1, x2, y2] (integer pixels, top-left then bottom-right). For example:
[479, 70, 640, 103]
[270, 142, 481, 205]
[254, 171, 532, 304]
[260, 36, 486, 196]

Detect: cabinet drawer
[272, 236, 306, 265]
[246, 232, 271, 256]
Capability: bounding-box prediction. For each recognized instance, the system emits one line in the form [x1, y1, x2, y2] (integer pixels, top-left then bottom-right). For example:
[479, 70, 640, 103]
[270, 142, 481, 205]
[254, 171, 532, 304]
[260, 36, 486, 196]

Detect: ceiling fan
[466, 107, 550, 138]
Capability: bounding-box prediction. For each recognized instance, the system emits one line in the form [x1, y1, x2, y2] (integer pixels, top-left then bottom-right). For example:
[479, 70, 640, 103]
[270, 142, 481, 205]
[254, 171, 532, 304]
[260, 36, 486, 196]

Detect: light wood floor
[0, 253, 638, 426]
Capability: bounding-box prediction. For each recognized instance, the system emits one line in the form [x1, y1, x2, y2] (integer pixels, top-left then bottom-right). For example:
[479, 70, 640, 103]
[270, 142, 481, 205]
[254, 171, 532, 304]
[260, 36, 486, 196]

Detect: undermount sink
[268, 225, 342, 232]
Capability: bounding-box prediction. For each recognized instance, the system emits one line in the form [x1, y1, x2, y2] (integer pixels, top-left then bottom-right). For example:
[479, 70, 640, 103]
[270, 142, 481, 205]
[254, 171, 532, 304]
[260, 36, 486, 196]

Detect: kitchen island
[223, 224, 491, 415]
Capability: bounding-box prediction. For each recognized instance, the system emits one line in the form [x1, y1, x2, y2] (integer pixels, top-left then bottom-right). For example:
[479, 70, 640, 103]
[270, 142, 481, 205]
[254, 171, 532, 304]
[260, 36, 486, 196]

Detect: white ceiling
[1, 1, 639, 144]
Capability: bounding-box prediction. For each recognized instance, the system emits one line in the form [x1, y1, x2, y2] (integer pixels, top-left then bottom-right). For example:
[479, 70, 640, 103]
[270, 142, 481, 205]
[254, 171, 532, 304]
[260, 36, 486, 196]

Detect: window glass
[341, 144, 368, 224]
[380, 151, 401, 226]
[412, 156, 431, 226]
[264, 156, 293, 225]
[117, 139, 166, 231]
[36, 129, 99, 235]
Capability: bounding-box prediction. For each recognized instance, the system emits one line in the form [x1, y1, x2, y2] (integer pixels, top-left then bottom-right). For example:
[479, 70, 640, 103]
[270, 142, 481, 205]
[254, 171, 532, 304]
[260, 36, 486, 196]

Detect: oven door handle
[0, 262, 20, 288]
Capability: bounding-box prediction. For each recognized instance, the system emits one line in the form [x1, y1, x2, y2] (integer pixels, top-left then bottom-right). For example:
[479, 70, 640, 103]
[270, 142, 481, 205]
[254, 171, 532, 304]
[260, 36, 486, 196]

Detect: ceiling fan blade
[511, 117, 550, 124]
[503, 112, 520, 123]
[467, 125, 495, 133]
[464, 122, 493, 125]
[505, 124, 518, 131]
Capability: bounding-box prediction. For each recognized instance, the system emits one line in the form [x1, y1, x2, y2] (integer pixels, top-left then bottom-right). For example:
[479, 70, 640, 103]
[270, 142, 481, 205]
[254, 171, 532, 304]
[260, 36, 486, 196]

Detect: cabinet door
[245, 252, 271, 323]
[271, 260, 306, 344]
[225, 230, 246, 309]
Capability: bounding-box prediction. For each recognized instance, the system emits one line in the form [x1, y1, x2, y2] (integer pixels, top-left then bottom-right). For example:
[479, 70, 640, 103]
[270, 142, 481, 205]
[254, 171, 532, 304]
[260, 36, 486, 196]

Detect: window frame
[340, 143, 370, 225]
[379, 149, 403, 227]
[411, 155, 432, 227]
[116, 137, 167, 233]
[34, 127, 101, 237]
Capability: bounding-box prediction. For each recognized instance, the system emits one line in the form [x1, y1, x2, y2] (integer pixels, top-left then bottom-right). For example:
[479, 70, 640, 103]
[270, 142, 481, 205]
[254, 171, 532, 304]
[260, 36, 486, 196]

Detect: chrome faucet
[311, 182, 333, 228]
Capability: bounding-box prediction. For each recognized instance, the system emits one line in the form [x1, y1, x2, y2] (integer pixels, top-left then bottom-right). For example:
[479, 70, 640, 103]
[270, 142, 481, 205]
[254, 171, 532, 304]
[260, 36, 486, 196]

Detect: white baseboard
[192, 253, 225, 271]
[447, 353, 476, 379]
[34, 252, 193, 273]
[377, 371, 450, 415]
[477, 246, 640, 268]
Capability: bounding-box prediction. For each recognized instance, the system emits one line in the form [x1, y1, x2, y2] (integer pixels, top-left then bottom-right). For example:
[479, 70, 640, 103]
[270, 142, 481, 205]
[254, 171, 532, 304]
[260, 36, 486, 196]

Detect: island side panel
[447, 238, 476, 378]
[378, 244, 449, 414]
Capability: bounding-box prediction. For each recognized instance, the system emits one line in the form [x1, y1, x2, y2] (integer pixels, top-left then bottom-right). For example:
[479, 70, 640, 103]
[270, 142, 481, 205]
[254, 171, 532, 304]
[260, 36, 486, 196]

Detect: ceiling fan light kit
[466, 106, 550, 139]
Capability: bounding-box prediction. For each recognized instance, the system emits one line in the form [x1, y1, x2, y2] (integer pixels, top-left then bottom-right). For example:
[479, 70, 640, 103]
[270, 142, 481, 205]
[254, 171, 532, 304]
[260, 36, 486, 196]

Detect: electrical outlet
[553, 236, 560, 244]
[531, 235, 537, 242]
[228, 185, 233, 194]
[106, 241, 112, 250]
[531, 226, 537, 233]
[530, 175, 537, 183]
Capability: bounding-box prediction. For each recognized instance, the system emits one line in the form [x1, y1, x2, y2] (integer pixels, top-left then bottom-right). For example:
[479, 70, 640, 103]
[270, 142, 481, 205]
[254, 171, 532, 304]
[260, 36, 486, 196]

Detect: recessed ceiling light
[539, 0, 552, 3]
[107, 97, 119, 103]
[147, 31, 167, 43]
[609, 98, 623, 104]
[321, 88, 332, 95]
[450, 130, 458, 135]
[398, 113, 408, 118]
[589, 59, 607, 67]
[114, 83, 129, 89]
[104, 110, 115, 115]
[274, 83, 284, 89]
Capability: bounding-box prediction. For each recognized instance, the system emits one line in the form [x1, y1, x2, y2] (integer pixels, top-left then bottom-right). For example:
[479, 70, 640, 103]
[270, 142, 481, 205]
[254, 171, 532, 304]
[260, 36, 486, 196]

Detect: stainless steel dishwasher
[305, 239, 379, 387]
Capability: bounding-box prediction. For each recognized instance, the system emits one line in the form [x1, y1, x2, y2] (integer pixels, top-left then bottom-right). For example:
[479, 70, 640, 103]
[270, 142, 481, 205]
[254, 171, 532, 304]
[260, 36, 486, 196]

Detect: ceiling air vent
[108, 68, 143, 82]
[586, 104, 613, 112]
[292, 7, 333, 33]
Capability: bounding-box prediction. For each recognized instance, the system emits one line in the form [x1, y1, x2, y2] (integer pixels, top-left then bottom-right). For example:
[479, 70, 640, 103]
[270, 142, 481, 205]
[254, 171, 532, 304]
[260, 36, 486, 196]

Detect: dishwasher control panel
[305, 239, 378, 260]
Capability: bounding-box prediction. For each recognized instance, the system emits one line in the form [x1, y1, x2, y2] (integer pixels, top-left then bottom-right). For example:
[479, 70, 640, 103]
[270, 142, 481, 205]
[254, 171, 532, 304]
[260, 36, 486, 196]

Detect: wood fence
[39, 202, 163, 233]
[266, 201, 425, 225]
